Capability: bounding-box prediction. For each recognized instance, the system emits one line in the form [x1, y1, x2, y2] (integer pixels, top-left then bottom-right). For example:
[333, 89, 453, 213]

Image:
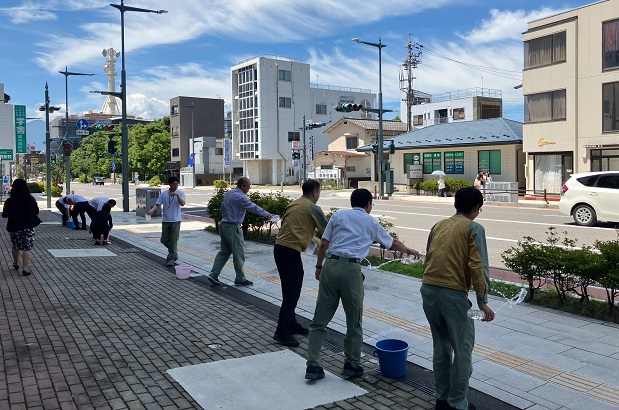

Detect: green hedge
[412, 177, 472, 193]
[213, 180, 229, 189]
[149, 176, 161, 187]
[27, 182, 44, 193]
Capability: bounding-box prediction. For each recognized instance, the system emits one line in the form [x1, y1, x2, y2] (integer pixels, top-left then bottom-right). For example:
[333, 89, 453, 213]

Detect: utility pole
[399, 34, 422, 132]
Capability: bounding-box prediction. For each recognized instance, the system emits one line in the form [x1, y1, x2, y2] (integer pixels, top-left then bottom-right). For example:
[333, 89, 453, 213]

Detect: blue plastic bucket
[66, 220, 75, 229]
[374, 339, 409, 378]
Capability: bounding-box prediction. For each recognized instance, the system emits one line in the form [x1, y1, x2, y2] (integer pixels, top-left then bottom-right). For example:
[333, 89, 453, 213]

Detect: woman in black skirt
[2, 179, 40, 276]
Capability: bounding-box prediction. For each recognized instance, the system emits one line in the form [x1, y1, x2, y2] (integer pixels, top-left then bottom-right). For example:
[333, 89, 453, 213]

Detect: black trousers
[71, 202, 88, 228]
[55, 200, 68, 225]
[274, 244, 304, 335]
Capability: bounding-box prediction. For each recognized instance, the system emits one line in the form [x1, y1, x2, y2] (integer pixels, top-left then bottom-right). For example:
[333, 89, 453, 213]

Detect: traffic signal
[62, 141, 73, 156]
[291, 151, 301, 160]
[97, 124, 115, 131]
[334, 103, 363, 112]
[108, 140, 118, 154]
[51, 156, 57, 164]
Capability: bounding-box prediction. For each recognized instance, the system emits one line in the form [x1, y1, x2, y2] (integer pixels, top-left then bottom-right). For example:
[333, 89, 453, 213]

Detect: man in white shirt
[147, 177, 185, 266]
[63, 194, 89, 230]
[305, 188, 421, 380]
[86, 197, 117, 220]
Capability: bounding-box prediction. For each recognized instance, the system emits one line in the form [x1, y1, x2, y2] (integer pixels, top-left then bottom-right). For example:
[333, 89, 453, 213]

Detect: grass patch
[528, 290, 619, 324]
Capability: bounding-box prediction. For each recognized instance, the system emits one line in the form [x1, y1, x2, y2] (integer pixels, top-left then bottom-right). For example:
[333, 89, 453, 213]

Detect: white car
[559, 171, 619, 226]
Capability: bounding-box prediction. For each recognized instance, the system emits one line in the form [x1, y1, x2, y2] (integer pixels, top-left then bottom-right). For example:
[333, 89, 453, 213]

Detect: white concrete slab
[47, 249, 117, 257]
[166, 350, 367, 410]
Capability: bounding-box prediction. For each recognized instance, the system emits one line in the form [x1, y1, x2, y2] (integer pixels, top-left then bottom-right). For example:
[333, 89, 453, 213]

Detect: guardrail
[484, 185, 549, 205]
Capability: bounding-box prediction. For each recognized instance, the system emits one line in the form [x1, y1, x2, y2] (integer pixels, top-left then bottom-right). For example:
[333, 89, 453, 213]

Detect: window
[171, 126, 179, 136]
[170, 105, 179, 115]
[279, 97, 292, 108]
[316, 104, 327, 115]
[403, 153, 421, 173]
[524, 31, 566, 69]
[233, 167, 243, 174]
[453, 108, 465, 120]
[597, 174, 619, 189]
[525, 89, 566, 123]
[603, 19, 619, 70]
[413, 115, 423, 126]
[172, 148, 179, 157]
[478, 150, 501, 174]
[346, 166, 356, 172]
[215, 148, 223, 155]
[603, 82, 619, 131]
[444, 151, 464, 174]
[423, 152, 442, 174]
[346, 137, 358, 150]
[278, 70, 291, 81]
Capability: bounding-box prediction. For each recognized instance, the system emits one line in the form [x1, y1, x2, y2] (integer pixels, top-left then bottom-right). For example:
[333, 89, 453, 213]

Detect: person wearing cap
[305, 188, 421, 380]
[207, 177, 273, 287]
[273, 179, 328, 347]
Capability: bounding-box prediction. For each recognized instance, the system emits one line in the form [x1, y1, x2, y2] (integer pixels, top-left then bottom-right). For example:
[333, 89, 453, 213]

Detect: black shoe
[80, 227, 87, 230]
[342, 362, 364, 377]
[234, 279, 253, 286]
[289, 323, 309, 336]
[273, 333, 299, 347]
[207, 276, 221, 285]
[305, 365, 325, 380]
[21, 270, 32, 276]
[435, 399, 449, 410]
[73, 227, 81, 230]
[12, 264, 19, 270]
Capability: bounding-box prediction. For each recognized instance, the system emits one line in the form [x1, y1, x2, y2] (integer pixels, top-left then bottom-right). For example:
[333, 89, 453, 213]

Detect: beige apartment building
[523, 0, 619, 194]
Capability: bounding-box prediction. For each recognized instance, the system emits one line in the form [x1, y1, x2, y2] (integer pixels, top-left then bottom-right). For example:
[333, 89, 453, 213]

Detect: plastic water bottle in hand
[270, 215, 281, 223]
[401, 255, 422, 264]
[467, 309, 486, 320]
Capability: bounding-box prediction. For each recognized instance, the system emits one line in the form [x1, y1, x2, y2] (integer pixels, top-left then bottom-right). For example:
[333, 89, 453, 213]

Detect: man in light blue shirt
[207, 177, 272, 286]
[147, 177, 186, 266]
[305, 188, 421, 380]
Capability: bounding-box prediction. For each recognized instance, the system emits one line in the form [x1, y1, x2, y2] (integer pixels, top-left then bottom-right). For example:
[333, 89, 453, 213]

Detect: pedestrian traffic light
[334, 103, 363, 112]
[97, 124, 115, 131]
[51, 156, 57, 164]
[292, 151, 301, 160]
[108, 140, 117, 154]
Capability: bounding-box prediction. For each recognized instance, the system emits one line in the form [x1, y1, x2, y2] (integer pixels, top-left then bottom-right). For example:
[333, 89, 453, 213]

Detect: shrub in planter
[206, 188, 227, 229]
[214, 179, 229, 189]
[27, 182, 43, 193]
[50, 184, 63, 197]
[149, 176, 161, 187]
[445, 178, 473, 193]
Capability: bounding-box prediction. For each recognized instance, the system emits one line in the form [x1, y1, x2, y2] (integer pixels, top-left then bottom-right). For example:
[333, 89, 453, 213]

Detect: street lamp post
[353, 37, 387, 199]
[111, 0, 167, 212]
[59, 67, 95, 195]
[39, 82, 61, 208]
[180, 104, 195, 188]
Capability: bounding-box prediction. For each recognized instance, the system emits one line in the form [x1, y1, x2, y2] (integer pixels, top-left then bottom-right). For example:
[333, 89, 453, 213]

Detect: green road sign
[0, 149, 13, 160]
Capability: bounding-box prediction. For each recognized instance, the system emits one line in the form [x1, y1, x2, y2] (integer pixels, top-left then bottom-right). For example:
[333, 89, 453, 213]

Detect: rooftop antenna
[399, 33, 422, 131]
[101, 46, 121, 115]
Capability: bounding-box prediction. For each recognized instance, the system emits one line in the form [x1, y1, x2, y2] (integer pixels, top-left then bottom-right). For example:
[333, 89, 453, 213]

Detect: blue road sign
[76, 119, 89, 130]
[111, 161, 115, 172]
[188, 153, 194, 167]
[2, 175, 9, 184]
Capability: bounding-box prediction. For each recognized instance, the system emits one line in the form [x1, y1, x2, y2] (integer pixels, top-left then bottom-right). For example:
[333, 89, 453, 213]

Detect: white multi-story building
[402, 88, 503, 129]
[231, 55, 376, 185]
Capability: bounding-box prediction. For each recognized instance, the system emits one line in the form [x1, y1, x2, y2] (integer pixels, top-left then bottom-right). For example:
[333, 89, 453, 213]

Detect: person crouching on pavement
[147, 176, 186, 267]
[55, 194, 72, 226]
[91, 203, 113, 245]
[305, 188, 421, 380]
[273, 179, 328, 347]
[64, 194, 90, 230]
[421, 187, 494, 410]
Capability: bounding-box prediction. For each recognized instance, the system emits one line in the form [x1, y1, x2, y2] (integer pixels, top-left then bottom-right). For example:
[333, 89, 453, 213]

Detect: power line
[422, 47, 522, 81]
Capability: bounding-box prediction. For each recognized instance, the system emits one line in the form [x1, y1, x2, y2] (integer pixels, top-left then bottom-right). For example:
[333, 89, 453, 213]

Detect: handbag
[32, 214, 42, 227]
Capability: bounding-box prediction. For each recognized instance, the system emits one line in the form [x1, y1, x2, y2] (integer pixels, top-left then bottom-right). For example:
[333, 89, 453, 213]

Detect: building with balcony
[231, 55, 376, 185]
[522, 0, 619, 193]
[401, 88, 502, 129]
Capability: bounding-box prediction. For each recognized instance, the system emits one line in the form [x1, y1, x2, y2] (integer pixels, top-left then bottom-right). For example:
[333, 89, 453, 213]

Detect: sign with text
[309, 135, 315, 160]
[307, 168, 341, 180]
[0, 149, 13, 160]
[14, 105, 27, 153]
[224, 139, 230, 166]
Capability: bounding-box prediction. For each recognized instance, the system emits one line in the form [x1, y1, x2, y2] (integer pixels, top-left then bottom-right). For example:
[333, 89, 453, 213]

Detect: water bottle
[467, 309, 486, 320]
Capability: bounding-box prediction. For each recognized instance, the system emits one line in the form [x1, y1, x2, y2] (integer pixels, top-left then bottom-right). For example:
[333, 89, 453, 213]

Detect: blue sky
[1, 0, 586, 149]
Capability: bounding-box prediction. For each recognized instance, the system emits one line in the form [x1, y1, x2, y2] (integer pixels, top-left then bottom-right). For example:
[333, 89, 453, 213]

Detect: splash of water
[493, 287, 527, 313]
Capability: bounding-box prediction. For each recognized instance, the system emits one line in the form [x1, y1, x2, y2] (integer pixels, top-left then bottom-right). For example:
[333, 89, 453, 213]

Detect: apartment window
[453, 108, 465, 120]
[524, 31, 566, 69]
[172, 148, 179, 157]
[171, 126, 179, 136]
[346, 137, 358, 150]
[603, 82, 619, 131]
[316, 104, 327, 115]
[423, 152, 442, 174]
[524, 89, 566, 123]
[170, 105, 179, 115]
[346, 166, 356, 172]
[444, 151, 464, 174]
[278, 70, 291, 81]
[478, 150, 501, 174]
[215, 148, 223, 155]
[603, 19, 619, 70]
[413, 115, 423, 126]
[279, 97, 292, 108]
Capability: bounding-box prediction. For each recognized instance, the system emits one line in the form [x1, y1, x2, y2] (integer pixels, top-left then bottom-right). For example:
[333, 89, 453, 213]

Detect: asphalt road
[63, 182, 619, 270]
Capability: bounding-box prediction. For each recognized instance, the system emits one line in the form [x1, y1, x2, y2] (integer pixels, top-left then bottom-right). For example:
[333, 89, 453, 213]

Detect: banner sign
[309, 135, 315, 161]
[14, 105, 27, 153]
[224, 139, 230, 166]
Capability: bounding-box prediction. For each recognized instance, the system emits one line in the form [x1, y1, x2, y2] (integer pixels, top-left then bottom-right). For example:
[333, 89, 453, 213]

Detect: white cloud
[460, 7, 567, 45]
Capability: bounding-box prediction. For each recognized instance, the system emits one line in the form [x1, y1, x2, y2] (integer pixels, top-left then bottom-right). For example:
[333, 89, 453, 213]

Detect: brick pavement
[1, 211, 441, 409]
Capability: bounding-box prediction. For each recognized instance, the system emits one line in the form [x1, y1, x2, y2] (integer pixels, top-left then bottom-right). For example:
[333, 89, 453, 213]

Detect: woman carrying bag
[2, 178, 40, 276]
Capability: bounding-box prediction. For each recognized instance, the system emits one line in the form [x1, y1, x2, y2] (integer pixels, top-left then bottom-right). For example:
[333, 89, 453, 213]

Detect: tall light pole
[180, 104, 195, 188]
[111, 0, 167, 212]
[39, 82, 61, 208]
[59, 67, 95, 195]
[353, 37, 387, 199]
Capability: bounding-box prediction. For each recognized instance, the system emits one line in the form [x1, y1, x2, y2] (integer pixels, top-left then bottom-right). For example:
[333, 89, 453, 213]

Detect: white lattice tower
[101, 47, 121, 115]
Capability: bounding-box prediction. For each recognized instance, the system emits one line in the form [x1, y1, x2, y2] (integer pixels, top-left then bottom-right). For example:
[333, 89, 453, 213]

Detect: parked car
[559, 171, 619, 226]
[92, 176, 105, 186]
